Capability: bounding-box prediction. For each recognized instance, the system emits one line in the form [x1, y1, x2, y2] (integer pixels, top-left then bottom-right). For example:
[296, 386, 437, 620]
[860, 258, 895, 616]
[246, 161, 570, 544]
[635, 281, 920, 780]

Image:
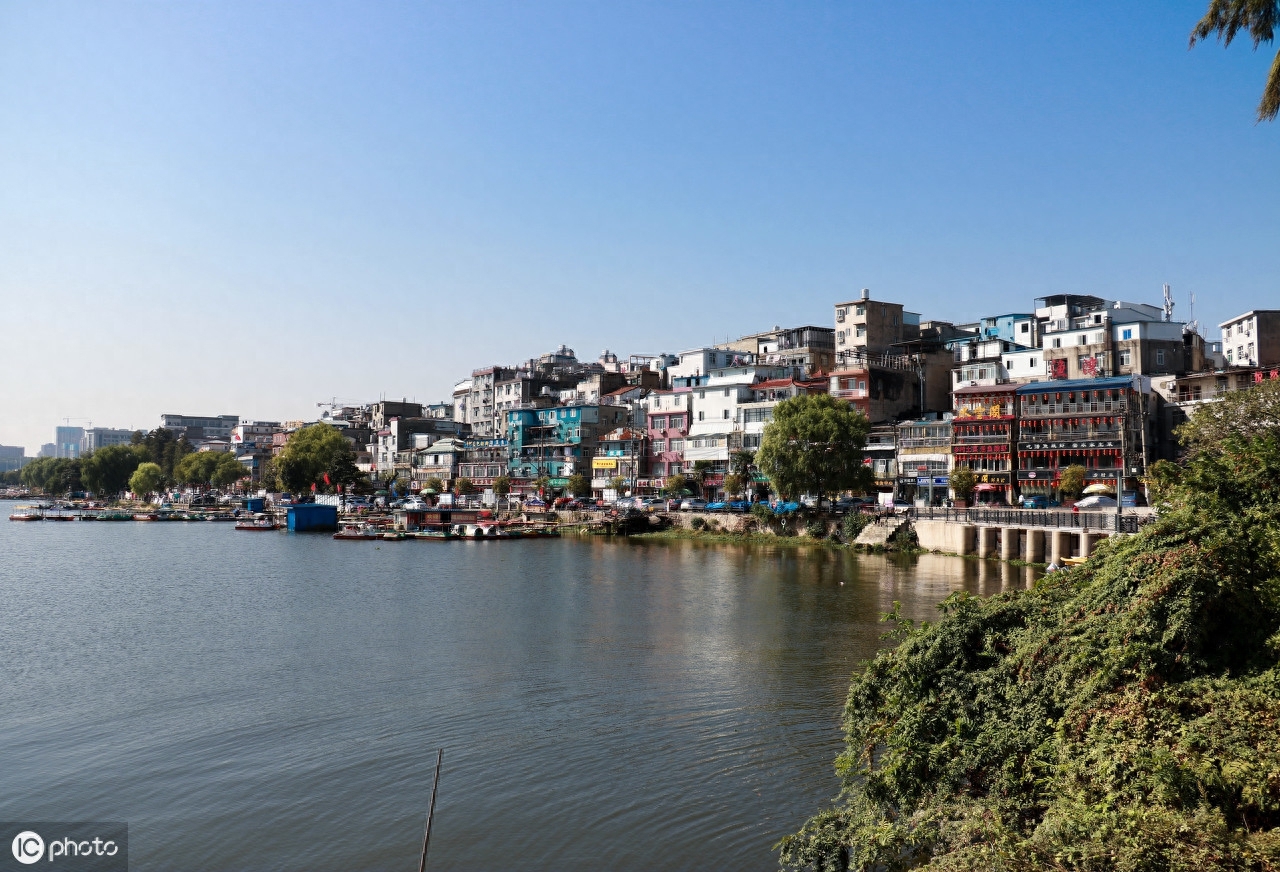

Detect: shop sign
[592, 457, 617, 469]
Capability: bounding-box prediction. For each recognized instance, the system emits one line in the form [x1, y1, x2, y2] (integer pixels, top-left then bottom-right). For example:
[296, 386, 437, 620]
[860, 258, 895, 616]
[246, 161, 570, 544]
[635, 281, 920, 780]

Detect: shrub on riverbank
[780, 380, 1280, 872]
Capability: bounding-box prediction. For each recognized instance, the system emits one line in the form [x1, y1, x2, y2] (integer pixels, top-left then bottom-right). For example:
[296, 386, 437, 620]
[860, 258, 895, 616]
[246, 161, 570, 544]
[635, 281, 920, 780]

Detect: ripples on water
[0, 514, 1034, 871]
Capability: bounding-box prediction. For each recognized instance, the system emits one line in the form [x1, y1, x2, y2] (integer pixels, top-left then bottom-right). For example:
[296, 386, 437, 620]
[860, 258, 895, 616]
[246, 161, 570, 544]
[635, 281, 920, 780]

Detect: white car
[680, 498, 708, 511]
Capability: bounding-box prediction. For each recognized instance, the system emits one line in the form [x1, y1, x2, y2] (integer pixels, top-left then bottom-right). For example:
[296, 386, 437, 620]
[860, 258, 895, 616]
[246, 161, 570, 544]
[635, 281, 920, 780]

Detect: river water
[0, 510, 1034, 871]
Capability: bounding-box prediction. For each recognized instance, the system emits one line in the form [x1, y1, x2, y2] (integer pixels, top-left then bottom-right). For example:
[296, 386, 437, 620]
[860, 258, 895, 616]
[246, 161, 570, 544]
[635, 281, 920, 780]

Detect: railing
[952, 435, 1009, 445]
[1021, 401, 1127, 416]
[832, 388, 868, 399]
[914, 505, 1145, 534]
[898, 438, 951, 449]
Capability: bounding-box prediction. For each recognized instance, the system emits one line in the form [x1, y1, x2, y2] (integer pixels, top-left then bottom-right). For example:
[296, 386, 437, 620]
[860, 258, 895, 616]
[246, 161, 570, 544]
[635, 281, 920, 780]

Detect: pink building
[642, 388, 693, 490]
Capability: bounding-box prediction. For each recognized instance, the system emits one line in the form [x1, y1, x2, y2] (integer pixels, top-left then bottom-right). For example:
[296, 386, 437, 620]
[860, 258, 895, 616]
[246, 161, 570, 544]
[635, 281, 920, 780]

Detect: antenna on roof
[1162, 283, 1174, 322]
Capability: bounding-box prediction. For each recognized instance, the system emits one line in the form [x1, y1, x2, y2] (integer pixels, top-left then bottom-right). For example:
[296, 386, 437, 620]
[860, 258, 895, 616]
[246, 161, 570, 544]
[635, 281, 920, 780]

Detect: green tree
[422, 476, 445, 494]
[566, 473, 589, 497]
[493, 475, 512, 497]
[129, 462, 164, 497]
[81, 444, 148, 496]
[533, 474, 552, 494]
[210, 453, 248, 488]
[780, 378, 1280, 872]
[949, 465, 978, 504]
[755, 394, 871, 511]
[1191, 0, 1280, 121]
[1059, 463, 1087, 500]
[661, 472, 689, 497]
[723, 472, 745, 498]
[275, 423, 359, 494]
[454, 477, 476, 495]
[175, 451, 220, 487]
[608, 475, 626, 493]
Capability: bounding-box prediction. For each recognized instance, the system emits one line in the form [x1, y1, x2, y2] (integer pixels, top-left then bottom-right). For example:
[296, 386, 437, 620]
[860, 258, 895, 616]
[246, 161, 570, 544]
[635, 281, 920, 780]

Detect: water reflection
[0, 519, 1034, 872]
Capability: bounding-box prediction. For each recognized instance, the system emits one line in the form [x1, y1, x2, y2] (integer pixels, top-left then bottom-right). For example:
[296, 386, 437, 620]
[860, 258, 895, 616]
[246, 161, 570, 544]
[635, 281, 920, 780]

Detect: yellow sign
[592, 457, 618, 469]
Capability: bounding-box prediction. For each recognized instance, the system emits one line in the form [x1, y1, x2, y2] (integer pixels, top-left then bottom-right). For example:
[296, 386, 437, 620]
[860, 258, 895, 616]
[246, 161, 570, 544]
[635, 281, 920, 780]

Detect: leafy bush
[751, 502, 774, 523]
[842, 511, 871, 540]
[780, 379, 1280, 872]
[690, 516, 707, 531]
[805, 519, 827, 539]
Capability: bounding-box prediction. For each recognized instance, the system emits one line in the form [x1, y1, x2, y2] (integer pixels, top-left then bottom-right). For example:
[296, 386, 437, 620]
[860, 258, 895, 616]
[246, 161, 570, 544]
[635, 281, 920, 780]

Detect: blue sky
[1, 1, 1276, 452]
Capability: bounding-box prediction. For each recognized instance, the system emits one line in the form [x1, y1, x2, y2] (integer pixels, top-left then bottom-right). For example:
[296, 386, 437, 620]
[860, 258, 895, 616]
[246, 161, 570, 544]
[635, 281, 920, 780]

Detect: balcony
[1021, 400, 1127, 417]
[952, 435, 1009, 445]
[832, 388, 868, 400]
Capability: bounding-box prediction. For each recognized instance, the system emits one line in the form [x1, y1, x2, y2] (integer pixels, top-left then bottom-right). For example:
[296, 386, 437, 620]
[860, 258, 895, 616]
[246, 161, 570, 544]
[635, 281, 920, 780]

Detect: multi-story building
[592, 428, 649, 496]
[718, 325, 836, 377]
[0, 445, 29, 473]
[231, 421, 282, 448]
[951, 338, 1027, 389]
[950, 384, 1018, 504]
[864, 423, 898, 498]
[829, 348, 953, 420]
[54, 425, 85, 459]
[409, 437, 464, 489]
[896, 417, 952, 506]
[684, 366, 793, 494]
[1038, 297, 1199, 381]
[373, 417, 466, 476]
[1219, 310, 1280, 368]
[456, 437, 509, 492]
[1015, 376, 1155, 499]
[834, 289, 921, 363]
[644, 389, 694, 490]
[159, 414, 239, 443]
[738, 376, 828, 451]
[463, 366, 518, 438]
[665, 347, 754, 383]
[81, 427, 135, 453]
[505, 404, 629, 486]
[976, 313, 1038, 346]
[1001, 346, 1048, 384]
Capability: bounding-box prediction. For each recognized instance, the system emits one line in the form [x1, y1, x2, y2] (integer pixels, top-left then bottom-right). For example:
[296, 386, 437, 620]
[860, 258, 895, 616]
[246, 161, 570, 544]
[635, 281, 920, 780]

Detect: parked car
[1021, 495, 1051, 509]
[1121, 491, 1144, 508]
[679, 498, 708, 512]
[1074, 495, 1117, 509]
[728, 500, 750, 512]
[771, 500, 800, 514]
[705, 501, 728, 512]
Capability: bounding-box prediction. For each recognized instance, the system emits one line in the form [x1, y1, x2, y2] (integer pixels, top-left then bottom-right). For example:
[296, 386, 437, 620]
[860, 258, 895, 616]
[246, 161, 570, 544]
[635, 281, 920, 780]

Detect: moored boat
[133, 513, 159, 521]
[8, 506, 43, 521]
[235, 513, 278, 531]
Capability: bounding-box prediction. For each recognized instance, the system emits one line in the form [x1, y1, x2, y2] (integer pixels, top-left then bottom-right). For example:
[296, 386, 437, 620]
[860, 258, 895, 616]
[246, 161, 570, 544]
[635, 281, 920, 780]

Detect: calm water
[0, 507, 1033, 871]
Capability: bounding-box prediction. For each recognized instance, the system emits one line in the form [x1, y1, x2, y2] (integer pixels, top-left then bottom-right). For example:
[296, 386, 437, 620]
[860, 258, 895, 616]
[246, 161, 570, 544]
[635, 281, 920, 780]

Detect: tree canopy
[175, 451, 248, 489]
[20, 457, 82, 495]
[273, 423, 359, 494]
[1191, 0, 1280, 121]
[81, 444, 149, 496]
[949, 465, 977, 503]
[780, 379, 1280, 871]
[129, 462, 164, 497]
[755, 394, 870, 509]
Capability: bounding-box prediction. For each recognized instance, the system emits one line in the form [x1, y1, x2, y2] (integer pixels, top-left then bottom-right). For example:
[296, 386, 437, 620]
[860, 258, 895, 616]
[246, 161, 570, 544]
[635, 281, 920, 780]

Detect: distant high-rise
[54, 426, 85, 459]
[0, 445, 29, 473]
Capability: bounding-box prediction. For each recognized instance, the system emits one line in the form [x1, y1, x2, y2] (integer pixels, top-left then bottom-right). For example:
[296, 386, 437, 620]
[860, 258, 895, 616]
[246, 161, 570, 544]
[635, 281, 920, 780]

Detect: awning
[973, 483, 1002, 491]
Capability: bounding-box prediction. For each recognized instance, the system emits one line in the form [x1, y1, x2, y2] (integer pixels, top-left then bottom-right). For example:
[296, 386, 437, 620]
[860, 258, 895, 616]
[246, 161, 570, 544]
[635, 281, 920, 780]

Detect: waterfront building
[685, 365, 792, 495]
[1153, 365, 1280, 455]
[456, 437, 508, 492]
[975, 312, 1038, 346]
[1015, 375, 1155, 499]
[864, 423, 898, 499]
[409, 437, 464, 490]
[54, 425, 85, 459]
[0, 445, 29, 473]
[950, 384, 1018, 505]
[231, 421, 282, 447]
[504, 404, 629, 487]
[829, 352, 927, 421]
[373, 417, 466, 477]
[593, 428, 648, 496]
[159, 414, 239, 443]
[643, 389, 693, 490]
[1220, 310, 1280, 368]
[896, 416, 953, 506]
[665, 347, 753, 383]
[834, 288, 921, 363]
[81, 427, 134, 453]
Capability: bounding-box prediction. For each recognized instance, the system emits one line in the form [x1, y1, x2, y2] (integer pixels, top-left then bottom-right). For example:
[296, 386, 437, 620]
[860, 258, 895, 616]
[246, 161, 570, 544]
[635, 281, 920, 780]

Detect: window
[1119, 350, 1131, 366]
[855, 304, 865, 316]
[698, 411, 705, 421]
[723, 409, 730, 419]
[1078, 334, 1088, 346]
[1052, 338, 1062, 348]
[651, 416, 665, 430]
[1122, 328, 1133, 340]
[1077, 355, 1088, 369]
[856, 325, 866, 338]
[699, 390, 705, 399]
[1030, 357, 1037, 367]
[723, 388, 730, 397]
[1020, 322, 1029, 334]
[670, 416, 684, 430]
[1156, 349, 1165, 367]
[652, 440, 665, 453]
[669, 439, 684, 452]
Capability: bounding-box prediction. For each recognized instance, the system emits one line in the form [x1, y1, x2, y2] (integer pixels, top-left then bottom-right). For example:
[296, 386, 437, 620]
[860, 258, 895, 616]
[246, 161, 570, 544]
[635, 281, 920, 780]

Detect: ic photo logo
[2, 823, 127, 871]
[10, 832, 42, 865]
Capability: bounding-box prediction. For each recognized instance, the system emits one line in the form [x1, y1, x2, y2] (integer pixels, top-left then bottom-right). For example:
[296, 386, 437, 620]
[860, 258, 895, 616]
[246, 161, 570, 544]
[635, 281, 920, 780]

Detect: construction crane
[316, 398, 362, 420]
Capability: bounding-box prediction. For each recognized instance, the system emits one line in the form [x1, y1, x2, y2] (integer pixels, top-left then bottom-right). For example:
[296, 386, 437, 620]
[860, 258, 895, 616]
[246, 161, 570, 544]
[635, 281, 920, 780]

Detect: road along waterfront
[0, 511, 1036, 871]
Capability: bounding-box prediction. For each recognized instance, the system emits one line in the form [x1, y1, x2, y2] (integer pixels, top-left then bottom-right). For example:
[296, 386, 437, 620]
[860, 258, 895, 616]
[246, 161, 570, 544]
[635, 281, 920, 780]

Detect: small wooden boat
[411, 528, 455, 540]
[133, 513, 159, 521]
[9, 507, 43, 521]
[1061, 556, 1088, 566]
[333, 524, 379, 540]
[235, 514, 278, 531]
